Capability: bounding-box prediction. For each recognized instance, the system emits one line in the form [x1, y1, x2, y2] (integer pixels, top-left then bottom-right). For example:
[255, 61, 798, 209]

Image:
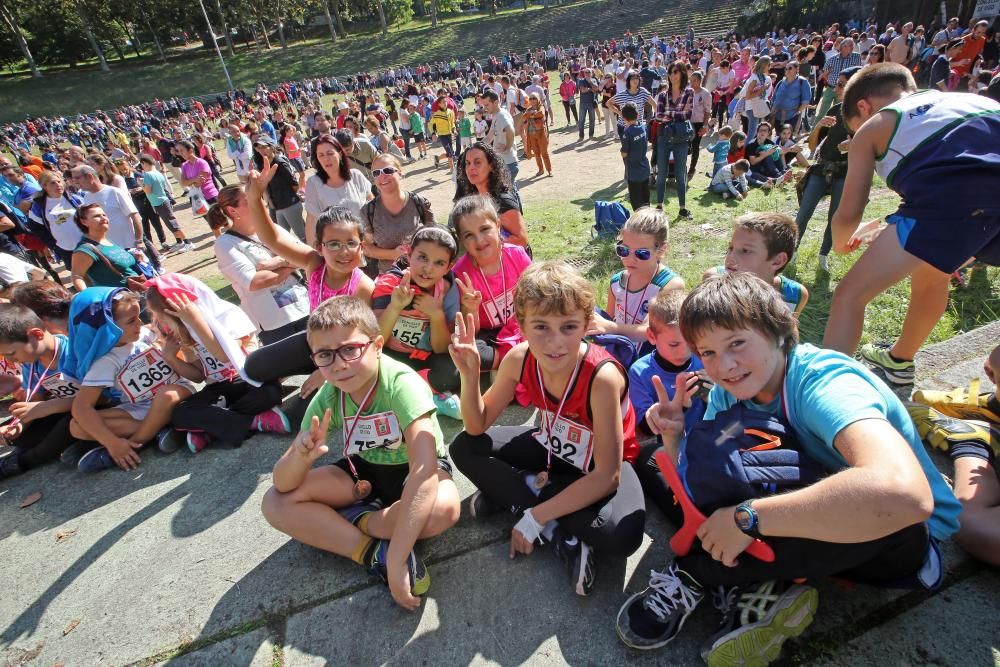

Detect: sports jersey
[20, 334, 80, 400]
[609, 266, 678, 332]
[371, 267, 460, 355]
[628, 351, 705, 434]
[703, 343, 961, 541]
[83, 327, 188, 404]
[301, 354, 445, 466]
[519, 342, 639, 470]
[875, 90, 1000, 215]
[453, 244, 531, 329]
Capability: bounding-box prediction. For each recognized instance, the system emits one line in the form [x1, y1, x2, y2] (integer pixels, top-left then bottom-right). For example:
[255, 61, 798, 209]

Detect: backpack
[681, 403, 827, 515]
[587, 333, 638, 368]
[592, 200, 630, 239]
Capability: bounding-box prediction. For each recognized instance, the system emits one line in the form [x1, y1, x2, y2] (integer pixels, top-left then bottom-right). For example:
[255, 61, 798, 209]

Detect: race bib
[40, 373, 80, 399]
[392, 316, 427, 349]
[116, 348, 180, 403]
[0, 357, 19, 377]
[533, 411, 595, 472]
[343, 411, 403, 456]
[483, 290, 514, 328]
[194, 343, 237, 384]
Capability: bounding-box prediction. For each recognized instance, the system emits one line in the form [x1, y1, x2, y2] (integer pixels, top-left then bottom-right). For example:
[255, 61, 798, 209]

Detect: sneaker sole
[615, 590, 695, 650]
[705, 586, 818, 667]
[574, 542, 594, 597]
[409, 553, 431, 597]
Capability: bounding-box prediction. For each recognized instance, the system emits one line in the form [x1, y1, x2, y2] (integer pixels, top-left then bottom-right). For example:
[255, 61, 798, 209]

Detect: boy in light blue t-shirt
[615, 272, 959, 663]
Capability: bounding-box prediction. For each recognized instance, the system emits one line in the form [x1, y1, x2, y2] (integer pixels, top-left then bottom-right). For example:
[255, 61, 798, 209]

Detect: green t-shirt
[142, 169, 170, 207]
[301, 354, 445, 466]
[409, 112, 424, 135]
[458, 117, 473, 138]
[74, 240, 140, 288]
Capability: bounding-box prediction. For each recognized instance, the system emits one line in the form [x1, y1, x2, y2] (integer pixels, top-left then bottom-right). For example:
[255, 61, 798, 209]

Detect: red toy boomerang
[655, 449, 776, 562]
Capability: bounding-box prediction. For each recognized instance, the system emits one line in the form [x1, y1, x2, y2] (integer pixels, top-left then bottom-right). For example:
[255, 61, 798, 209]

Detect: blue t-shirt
[629, 352, 705, 435]
[20, 334, 82, 400]
[702, 343, 961, 541]
[706, 141, 731, 165]
[621, 123, 651, 183]
[260, 120, 277, 142]
[142, 170, 170, 207]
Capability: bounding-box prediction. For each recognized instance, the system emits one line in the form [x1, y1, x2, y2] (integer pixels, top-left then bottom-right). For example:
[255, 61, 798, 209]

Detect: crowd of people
[0, 14, 999, 667]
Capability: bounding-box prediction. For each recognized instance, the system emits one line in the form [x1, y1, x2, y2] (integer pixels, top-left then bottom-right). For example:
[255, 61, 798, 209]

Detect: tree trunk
[489, 0, 496, 17]
[275, 0, 288, 48]
[212, 0, 236, 56]
[376, 0, 387, 36]
[321, 0, 337, 42]
[251, 6, 272, 49]
[119, 19, 143, 57]
[77, 3, 111, 72]
[144, 15, 167, 62]
[431, 0, 438, 26]
[331, 0, 347, 37]
[0, 1, 42, 78]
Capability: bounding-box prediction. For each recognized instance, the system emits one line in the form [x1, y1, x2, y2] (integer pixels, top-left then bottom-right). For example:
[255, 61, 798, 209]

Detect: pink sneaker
[187, 431, 210, 454]
[252, 407, 291, 434]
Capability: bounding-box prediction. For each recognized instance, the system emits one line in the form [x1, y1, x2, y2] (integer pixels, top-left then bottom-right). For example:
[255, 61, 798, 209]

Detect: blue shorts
[438, 134, 454, 157]
[890, 209, 1000, 274]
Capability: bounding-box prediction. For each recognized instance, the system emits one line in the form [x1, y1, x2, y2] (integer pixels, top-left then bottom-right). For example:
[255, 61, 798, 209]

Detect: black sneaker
[365, 538, 431, 596]
[468, 489, 502, 518]
[615, 562, 704, 650]
[552, 526, 596, 596]
[156, 428, 186, 454]
[678, 208, 693, 220]
[59, 441, 91, 466]
[700, 581, 818, 667]
[0, 448, 22, 478]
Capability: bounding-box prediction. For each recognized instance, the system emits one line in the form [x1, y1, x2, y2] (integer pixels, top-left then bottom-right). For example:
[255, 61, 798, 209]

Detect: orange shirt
[952, 34, 985, 77]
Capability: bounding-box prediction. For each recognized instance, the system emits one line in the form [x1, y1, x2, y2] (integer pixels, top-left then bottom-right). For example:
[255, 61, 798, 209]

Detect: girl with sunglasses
[261, 295, 460, 611]
[362, 154, 436, 276]
[591, 208, 684, 346]
[241, 158, 375, 407]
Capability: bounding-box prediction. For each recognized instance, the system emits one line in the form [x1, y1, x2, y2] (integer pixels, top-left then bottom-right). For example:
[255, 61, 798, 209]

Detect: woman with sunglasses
[653, 64, 695, 218]
[361, 154, 436, 276]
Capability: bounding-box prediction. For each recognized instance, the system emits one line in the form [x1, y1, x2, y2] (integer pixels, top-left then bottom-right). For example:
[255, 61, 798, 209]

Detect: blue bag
[681, 403, 827, 514]
[592, 200, 630, 239]
[587, 333, 638, 368]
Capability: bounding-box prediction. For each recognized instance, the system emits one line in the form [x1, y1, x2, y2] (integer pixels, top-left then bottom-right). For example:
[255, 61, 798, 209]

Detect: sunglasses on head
[372, 166, 399, 177]
[615, 243, 657, 260]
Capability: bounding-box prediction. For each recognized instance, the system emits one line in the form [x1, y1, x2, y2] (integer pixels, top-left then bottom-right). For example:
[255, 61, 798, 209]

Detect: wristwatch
[734, 500, 763, 540]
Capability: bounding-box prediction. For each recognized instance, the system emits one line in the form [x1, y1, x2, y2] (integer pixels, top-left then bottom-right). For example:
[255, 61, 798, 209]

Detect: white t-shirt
[81, 186, 138, 249]
[83, 327, 184, 405]
[214, 231, 309, 332]
[0, 253, 39, 285]
[487, 109, 518, 165]
[303, 169, 372, 221]
[30, 196, 83, 251]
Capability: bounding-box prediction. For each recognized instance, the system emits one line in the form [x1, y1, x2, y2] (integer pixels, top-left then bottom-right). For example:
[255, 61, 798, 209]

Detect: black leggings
[171, 379, 283, 443]
[10, 412, 76, 469]
[688, 122, 705, 174]
[635, 441, 684, 527]
[450, 426, 646, 556]
[385, 348, 460, 394]
[245, 329, 316, 383]
[562, 100, 578, 124]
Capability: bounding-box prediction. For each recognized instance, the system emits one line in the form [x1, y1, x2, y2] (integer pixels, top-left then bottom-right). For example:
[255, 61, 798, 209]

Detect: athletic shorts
[412, 133, 426, 143]
[438, 134, 454, 157]
[333, 454, 453, 505]
[890, 209, 1000, 274]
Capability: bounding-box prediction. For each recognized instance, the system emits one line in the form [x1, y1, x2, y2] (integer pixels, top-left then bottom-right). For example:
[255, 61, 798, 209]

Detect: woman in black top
[454, 142, 529, 248]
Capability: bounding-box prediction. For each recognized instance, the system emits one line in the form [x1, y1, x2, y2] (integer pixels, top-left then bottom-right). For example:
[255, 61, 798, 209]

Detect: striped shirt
[612, 88, 654, 126]
[823, 52, 863, 82]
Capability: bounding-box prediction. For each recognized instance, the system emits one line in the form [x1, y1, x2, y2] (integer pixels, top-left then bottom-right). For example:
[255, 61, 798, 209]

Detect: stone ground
[2, 127, 999, 667]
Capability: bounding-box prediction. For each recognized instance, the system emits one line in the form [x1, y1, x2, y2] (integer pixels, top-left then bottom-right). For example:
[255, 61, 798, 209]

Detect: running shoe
[157, 427, 186, 454]
[251, 407, 292, 434]
[434, 155, 441, 168]
[175, 242, 194, 253]
[859, 343, 915, 385]
[551, 526, 596, 596]
[77, 446, 116, 473]
[912, 379, 999, 425]
[0, 449, 22, 478]
[468, 489, 500, 518]
[678, 208, 693, 220]
[615, 562, 704, 650]
[60, 441, 91, 466]
[905, 403, 999, 458]
[700, 581, 818, 667]
[187, 431, 211, 454]
[432, 392, 462, 421]
[339, 499, 383, 527]
[366, 538, 431, 596]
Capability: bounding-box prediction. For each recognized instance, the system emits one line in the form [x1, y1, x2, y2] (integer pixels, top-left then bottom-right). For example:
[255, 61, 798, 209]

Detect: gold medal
[353, 479, 372, 499]
[534, 470, 549, 489]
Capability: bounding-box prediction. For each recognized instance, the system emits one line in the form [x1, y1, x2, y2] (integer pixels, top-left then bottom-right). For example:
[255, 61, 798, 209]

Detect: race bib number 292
[533, 411, 594, 472]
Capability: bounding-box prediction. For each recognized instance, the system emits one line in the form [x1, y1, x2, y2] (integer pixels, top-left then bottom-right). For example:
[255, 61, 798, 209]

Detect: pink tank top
[307, 265, 362, 308]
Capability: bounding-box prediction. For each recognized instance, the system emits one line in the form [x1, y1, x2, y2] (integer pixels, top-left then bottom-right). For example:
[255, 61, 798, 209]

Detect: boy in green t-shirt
[456, 109, 473, 153]
[261, 296, 459, 610]
[407, 102, 427, 159]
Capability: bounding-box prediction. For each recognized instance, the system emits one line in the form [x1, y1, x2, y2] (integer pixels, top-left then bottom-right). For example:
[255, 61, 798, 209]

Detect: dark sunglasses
[615, 243, 657, 261]
[372, 166, 399, 177]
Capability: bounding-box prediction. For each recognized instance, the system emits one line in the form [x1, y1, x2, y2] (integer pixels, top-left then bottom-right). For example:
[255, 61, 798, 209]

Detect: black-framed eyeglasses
[310, 340, 374, 367]
[371, 166, 399, 177]
[615, 243, 657, 261]
[320, 239, 362, 252]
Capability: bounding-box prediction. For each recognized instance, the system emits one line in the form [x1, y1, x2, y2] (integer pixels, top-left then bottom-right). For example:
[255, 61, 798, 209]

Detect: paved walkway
[1, 321, 998, 666]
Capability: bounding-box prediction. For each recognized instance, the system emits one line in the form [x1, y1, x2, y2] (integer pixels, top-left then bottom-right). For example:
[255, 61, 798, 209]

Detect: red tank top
[519, 342, 639, 468]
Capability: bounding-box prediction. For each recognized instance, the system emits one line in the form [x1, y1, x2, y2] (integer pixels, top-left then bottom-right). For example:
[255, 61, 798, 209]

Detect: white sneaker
[176, 242, 193, 253]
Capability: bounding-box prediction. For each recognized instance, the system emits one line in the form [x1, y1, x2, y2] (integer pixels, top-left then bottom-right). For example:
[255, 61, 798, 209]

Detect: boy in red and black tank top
[449, 261, 646, 597]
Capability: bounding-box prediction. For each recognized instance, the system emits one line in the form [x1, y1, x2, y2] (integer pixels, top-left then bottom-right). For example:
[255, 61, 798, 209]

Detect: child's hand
[818, 115, 837, 128]
[107, 437, 143, 471]
[0, 420, 23, 441]
[164, 293, 200, 325]
[247, 157, 278, 197]
[455, 274, 482, 314]
[299, 368, 326, 399]
[848, 218, 883, 251]
[412, 291, 443, 317]
[293, 408, 332, 462]
[388, 560, 421, 611]
[448, 313, 481, 376]
[586, 315, 615, 336]
[390, 270, 415, 310]
[645, 373, 691, 438]
[10, 401, 42, 424]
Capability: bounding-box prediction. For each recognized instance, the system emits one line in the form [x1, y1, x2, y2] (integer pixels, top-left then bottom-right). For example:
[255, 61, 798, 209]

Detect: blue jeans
[578, 102, 596, 138]
[655, 135, 689, 207]
[506, 160, 519, 184]
[794, 171, 846, 256]
[746, 113, 762, 142]
[710, 181, 745, 195]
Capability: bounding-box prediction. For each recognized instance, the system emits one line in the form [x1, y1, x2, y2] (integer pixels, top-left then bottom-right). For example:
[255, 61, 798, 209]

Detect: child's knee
[260, 486, 289, 526]
[154, 384, 193, 406]
[69, 418, 87, 440]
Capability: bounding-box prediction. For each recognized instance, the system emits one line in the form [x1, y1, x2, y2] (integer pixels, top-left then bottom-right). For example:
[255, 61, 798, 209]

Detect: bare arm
[70, 252, 95, 293]
[829, 113, 889, 253]
[498, 210, 529, 246]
